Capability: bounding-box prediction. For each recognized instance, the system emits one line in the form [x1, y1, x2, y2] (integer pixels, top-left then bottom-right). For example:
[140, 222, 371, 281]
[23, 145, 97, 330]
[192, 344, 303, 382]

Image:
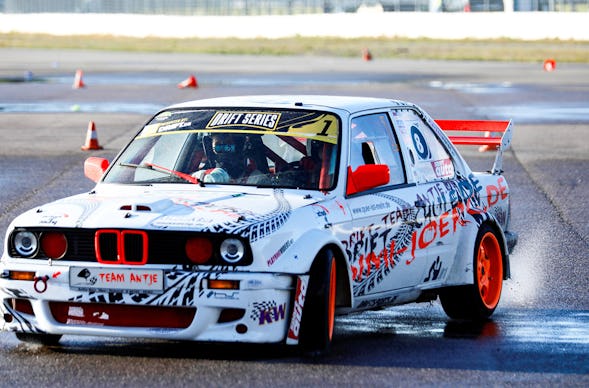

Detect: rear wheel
[440, 224, 504, 320]
[299, 249, 337, 356]
[16, 332, 62, 346]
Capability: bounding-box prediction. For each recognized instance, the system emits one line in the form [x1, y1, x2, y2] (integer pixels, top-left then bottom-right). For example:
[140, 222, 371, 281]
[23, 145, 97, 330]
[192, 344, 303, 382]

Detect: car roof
[167, 95, 412, 114]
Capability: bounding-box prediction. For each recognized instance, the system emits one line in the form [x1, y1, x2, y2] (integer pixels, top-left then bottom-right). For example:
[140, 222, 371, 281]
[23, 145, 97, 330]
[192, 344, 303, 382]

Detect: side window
[391, 109, 455, 183]
[349, 113, 405, 186]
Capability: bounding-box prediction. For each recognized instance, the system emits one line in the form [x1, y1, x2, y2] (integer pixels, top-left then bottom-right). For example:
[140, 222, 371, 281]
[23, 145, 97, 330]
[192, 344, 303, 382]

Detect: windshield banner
[140, 109, 339, 144]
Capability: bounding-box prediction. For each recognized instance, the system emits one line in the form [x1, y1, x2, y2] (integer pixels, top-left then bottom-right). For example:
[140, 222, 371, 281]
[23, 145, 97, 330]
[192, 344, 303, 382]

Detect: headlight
[219, 238, 245, 264]
[13, 231, 39, 257]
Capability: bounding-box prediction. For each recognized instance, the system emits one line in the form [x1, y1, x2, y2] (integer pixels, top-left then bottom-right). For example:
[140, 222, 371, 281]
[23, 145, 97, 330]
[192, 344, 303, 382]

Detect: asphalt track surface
[0, 48, 587, 387]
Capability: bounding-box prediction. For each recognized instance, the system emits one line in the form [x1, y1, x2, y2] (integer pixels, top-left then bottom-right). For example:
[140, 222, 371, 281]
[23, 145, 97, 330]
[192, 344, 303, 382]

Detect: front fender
[267, 227, 343, 274]
[263, 227, 353, 308]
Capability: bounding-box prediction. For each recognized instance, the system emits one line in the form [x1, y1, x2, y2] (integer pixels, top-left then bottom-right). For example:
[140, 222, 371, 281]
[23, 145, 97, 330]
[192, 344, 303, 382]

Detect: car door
[389, 108, 461, 288]
[344, 112, 429, 303]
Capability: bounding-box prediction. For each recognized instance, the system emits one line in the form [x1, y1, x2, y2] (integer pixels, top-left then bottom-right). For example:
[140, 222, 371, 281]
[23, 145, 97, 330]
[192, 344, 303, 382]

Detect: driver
[194, 133, 266, 184]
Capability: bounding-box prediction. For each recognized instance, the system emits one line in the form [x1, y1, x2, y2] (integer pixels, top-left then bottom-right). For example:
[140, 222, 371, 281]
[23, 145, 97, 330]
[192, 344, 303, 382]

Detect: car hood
[12, 184, 320, 236]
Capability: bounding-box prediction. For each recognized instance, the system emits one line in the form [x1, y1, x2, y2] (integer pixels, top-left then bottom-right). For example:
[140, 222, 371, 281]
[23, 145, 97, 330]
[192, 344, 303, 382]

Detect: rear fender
[444, 218, 510, 287]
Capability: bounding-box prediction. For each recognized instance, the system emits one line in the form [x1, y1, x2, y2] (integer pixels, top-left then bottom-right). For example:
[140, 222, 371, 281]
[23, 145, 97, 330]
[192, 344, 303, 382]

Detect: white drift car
[1, 96, 517, 354]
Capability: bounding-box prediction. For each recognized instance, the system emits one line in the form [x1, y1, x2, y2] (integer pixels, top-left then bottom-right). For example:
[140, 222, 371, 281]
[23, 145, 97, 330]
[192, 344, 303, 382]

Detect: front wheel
[440, 224, 504, 320]
[298, 249, 337, 356]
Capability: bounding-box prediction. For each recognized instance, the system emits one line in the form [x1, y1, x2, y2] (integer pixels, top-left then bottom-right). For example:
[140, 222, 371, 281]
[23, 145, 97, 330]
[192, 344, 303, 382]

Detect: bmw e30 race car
[1, 95, 517, 354]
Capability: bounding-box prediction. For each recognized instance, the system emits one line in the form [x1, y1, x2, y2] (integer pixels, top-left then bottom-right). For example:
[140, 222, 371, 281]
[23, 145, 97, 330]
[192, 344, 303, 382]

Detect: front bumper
[0, 263, 295, 344]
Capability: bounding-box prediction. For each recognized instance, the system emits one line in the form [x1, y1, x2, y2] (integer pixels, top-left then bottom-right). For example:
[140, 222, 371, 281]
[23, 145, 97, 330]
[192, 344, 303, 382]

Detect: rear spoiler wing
[435, 120, 513, 175]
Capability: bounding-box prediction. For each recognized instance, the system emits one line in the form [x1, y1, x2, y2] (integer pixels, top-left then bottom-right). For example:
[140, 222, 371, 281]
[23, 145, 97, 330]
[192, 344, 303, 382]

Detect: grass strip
[1, 33, 588, 63]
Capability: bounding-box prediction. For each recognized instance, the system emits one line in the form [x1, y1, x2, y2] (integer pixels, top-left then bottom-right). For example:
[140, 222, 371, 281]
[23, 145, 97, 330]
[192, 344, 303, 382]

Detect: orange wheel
[439, 224, 505, 321]
[327, 258, 337, 341]
[476, 231, 503, 310]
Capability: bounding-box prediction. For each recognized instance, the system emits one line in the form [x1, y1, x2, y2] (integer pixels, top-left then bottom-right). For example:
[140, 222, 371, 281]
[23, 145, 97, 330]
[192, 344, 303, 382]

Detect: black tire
[15, 332, 62, 346]
[440, 224, 504, 321]
[298, 249, 337, 356]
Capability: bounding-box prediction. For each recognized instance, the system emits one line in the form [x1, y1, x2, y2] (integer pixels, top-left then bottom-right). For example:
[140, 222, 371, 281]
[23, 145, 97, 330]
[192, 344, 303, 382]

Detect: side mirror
[84, 157, 109, 183]
[346, 164, 389, 196]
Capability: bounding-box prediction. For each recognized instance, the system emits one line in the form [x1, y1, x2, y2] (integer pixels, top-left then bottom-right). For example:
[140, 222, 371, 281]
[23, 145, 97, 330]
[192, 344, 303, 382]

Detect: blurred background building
[0, 0, 587, 14]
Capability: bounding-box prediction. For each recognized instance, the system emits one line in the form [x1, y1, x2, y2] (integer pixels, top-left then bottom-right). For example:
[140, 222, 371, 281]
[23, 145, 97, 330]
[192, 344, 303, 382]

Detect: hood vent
[120, 205, 151, 211]
[119, 199, 174, 213]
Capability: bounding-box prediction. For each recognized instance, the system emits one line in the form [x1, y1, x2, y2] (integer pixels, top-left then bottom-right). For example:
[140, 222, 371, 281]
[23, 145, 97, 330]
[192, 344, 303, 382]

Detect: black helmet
[211, 133, 245, 178]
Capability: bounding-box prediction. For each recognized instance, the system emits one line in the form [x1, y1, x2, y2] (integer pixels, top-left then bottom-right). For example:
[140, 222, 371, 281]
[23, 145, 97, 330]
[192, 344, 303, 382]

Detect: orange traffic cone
[81, 121, 103, 151]
[73, 69, 86, 89]
[362, 48, 372, 61]
[543, 59, 556, 72]
[178, 75, 198, 88]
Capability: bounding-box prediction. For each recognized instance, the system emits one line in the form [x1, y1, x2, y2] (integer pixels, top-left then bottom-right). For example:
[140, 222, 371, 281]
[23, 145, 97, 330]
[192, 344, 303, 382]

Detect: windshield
[103, 108, 341, 190]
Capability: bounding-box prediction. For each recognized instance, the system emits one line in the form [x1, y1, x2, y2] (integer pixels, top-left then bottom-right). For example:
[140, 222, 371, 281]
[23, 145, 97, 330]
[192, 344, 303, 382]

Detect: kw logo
[251, 301, 287, 325]
[258, 304, 286, 325]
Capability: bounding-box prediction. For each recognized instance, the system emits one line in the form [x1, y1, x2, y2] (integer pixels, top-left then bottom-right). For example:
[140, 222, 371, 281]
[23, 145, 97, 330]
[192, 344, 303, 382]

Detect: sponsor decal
[247, 279, 263, 288]
[352, 201, 391, 215]
[410, 125, 431, 160]
[357, 295, 398, 309]
[207, 111, 281, 130]
[312, 203, 331, 224]
[157, 119, 192, 133]
[267, 239, 294, 267]
[250, 301, 286, 325]
[487, 176, 508, 206]
[206, 290, 239, 300]
[431, 159, 454, 178]
[286, 276, 308, 344]
[423, 256, 445, 283]
[39, 214, 68, 225]
[69, 267, 164, 293]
